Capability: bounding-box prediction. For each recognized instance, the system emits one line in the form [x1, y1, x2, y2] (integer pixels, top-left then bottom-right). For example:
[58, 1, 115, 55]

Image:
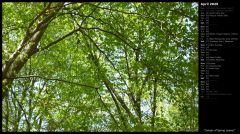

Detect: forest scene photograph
[2, 2, 198, 132]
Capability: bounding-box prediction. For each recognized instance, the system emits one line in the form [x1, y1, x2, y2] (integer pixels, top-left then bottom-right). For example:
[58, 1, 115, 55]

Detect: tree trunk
[2, 3, 64, 100]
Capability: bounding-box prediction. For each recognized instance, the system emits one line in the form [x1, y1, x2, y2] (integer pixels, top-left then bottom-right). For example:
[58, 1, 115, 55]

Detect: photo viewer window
[1, 0, 239, 133]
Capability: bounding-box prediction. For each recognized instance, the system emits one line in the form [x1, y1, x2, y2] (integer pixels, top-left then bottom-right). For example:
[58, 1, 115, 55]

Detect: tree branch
[95, 89, 121, 130]
[39, 28, 80, 51]
[80, 29, 138, 117]
[5, 75, 99, 89]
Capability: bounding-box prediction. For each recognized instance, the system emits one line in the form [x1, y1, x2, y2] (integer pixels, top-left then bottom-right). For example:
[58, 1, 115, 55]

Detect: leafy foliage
[2, 2, 198, 132]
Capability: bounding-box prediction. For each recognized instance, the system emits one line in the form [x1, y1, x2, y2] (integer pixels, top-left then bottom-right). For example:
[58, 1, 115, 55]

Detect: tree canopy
[2, 2, 198, 132]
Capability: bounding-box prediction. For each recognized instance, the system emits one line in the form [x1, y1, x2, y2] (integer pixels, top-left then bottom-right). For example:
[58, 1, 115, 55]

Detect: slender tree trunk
[4, 96, 9, 131]
[151, 78, 157, 132]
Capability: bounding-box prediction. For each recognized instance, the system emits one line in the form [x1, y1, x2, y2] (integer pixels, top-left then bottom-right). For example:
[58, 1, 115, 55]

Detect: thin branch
[86, 3, 166, 26]
[11, 90, 30, 130]
[81, 26, 135, 50]
[5, 75, 99, 89]
[95, 89, 121, 130]
[102, 80, 130, 131]
[39, 28, 81, 51]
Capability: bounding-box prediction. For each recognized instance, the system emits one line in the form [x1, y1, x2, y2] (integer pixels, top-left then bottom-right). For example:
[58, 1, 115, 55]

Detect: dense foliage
[2, 2, 198, 132]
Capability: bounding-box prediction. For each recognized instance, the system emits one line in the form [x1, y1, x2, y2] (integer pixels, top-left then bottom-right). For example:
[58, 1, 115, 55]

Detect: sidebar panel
[199, 1, 239, 133]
